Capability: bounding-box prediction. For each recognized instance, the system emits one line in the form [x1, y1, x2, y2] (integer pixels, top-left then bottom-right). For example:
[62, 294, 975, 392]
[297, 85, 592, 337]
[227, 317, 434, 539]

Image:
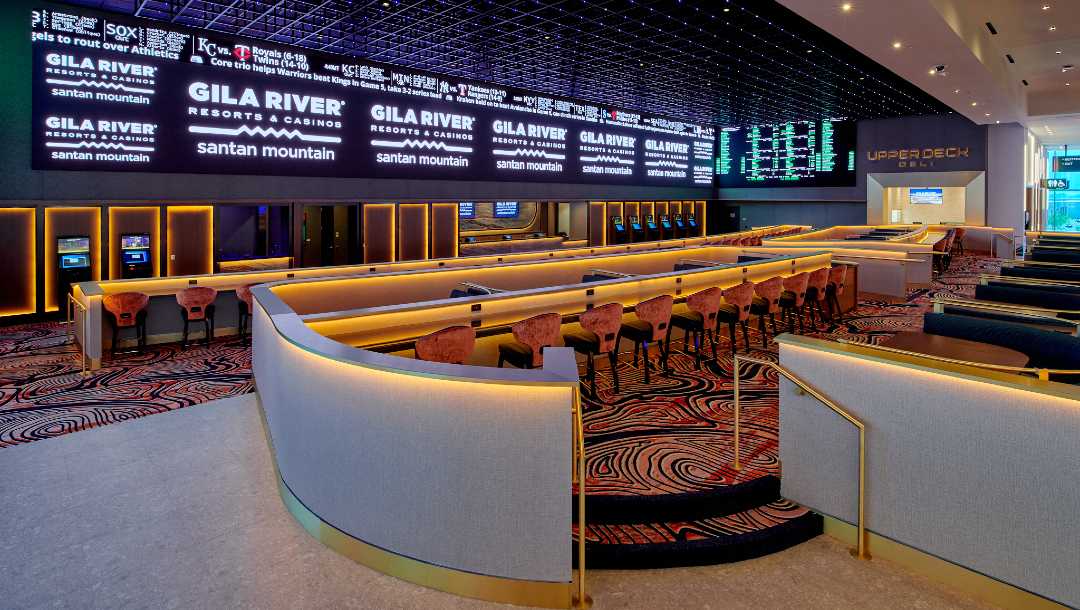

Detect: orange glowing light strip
[0, 208, 36, 317]
[108, 206, 161, 279]
[398, 203, 430, 261]
[165, 206, 214, 276]
[44, 206, 102, 312]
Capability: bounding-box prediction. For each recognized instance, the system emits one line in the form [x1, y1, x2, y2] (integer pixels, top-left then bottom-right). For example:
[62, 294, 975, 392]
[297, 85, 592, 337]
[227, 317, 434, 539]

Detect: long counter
[249, 245, 833, 607]
[71, 226, 809, 367]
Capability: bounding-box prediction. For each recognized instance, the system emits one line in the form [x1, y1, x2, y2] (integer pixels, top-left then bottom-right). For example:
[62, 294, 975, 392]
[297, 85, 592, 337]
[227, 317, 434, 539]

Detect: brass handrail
[66, 293, 89, 377]
[733, 354, 868, 560]
[571, 387, 591, 608]
[835, 339, 1080, 381]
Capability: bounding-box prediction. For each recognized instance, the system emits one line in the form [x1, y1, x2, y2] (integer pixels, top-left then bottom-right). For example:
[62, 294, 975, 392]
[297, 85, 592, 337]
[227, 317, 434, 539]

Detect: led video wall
[715, 118, 857, 187]
[30, 7, 715, 187]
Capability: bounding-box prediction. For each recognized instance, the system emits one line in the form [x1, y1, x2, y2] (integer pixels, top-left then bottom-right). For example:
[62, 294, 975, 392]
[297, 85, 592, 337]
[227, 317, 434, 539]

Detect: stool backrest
[783, 273, 810, 306]
[580, 303, 623, 353]
[954, 227, 966, 241]
[722, 281, 755, 321]
[687, 287, 722, 331]
[807, 267, 830, 300]
[103, 292, 149, 327]
[634, 294, 674, 342]
[177, 286, 218, 320]
[754, 277, 784, 314]
[512, 312, 562, 367]
[415, 325, 475, 365]
[236, 284, 255, 309]
[828, 265, 847, 295]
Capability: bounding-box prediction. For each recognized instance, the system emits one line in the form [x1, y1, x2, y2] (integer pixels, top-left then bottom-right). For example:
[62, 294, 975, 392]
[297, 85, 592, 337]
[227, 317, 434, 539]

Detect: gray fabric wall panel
[778, 343, 1080, 608]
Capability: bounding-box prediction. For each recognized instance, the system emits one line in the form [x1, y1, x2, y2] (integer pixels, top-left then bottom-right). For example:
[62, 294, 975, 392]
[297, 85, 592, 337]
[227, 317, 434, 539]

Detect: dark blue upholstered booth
[1030, 248, 1080, 264]
[1001, 265, 1080, 283]
[923, 313, 1080, 381]
[975, 284, 1080, 318]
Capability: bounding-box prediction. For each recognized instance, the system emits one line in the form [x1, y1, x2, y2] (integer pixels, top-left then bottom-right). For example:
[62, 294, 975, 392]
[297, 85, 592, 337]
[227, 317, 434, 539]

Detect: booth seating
[236, 284, 256, 343]
[497, 312, 561, 369]
[923, 313, 1080, 383]
[619, 294, 673, 384]
[802, 267, 831, 330]
[825, 265, 848, 323]
[1000, 264, 1080, 283]
[974, 284, 1080, 320]
[415, 325, 476, 365]
[750, 277, 784, 348]
[177, 286, 218, 347]
[102, 292, 149, 356]
[779, 272, 811, 333]
[563, 302, 623, 398]
[1029, 247, 1080, 264]
[670, 288, 722, 369]
[717, 281, 756, 354]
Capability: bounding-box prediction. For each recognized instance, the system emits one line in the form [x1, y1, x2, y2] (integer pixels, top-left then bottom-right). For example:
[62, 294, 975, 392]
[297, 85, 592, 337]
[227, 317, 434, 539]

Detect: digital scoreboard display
[30, 7, 715, 187]
[715, 118, 857, 188]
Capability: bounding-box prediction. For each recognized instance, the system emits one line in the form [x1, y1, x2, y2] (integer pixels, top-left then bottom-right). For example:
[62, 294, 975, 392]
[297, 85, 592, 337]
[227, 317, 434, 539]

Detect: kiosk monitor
[646, 215, 658, 230]
[660, 215, 672, 230]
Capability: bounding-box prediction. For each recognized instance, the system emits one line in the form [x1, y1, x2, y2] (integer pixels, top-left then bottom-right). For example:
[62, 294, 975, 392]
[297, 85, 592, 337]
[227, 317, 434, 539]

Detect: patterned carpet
[0, 256, 998, 459]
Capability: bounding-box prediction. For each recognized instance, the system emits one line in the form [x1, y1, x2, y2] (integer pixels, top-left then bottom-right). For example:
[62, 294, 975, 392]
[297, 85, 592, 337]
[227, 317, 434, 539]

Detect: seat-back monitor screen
[30, 6, 715, 188]
[715, 118, 857, 187]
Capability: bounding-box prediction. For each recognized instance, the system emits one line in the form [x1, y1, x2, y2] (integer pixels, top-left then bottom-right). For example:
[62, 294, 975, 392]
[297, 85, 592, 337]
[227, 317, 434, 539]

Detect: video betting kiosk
[628, 215, 644, 241]
[659, 214, 673, 240]
[120, 233, 152, 279]
[645, 214, 659, 241]
[611, 215, 626, 244]
[687, 214, 698, 234]
[674, 213, 687, 237]
[57, 236, 92, 310]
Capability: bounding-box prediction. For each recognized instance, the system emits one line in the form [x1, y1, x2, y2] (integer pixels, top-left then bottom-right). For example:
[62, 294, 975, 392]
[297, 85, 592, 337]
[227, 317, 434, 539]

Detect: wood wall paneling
[109, 206, 160, 279]
[44, 206, 101, 312]
[430, 203, 459, 259]
[397, 203, 429, 261]
[0, 209, 36, 316]
[588, 201, 607, 246]
[166, 206, 213, 276]
[364, 204, 396, 264]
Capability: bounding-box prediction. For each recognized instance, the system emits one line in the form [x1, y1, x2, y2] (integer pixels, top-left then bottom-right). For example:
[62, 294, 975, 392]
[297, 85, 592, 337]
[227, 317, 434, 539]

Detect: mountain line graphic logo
[188, 125, 342, 144]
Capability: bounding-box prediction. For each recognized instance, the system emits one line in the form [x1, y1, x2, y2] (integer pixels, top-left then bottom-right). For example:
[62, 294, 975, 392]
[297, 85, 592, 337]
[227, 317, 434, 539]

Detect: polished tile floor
[0, 394, 994, 610]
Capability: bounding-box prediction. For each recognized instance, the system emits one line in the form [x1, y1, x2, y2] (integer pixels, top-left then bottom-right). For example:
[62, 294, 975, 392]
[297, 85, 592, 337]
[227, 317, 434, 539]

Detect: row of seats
[413, 265, 848, 398]
[710, 227, 803, 247]
[101, 285, 257, 356]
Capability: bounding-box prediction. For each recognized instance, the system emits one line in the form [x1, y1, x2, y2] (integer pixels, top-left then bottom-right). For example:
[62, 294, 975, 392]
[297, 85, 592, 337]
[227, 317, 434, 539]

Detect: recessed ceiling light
[996, 120, 1001, 124]
[841, 2, 853, 11]
[985, 113, 991, 117]
[1042, 4, 1051, 10]
[954, 88, 961, 94]
[1049, 25, 1057, 31]
[929, 68, 936, 75]
[971, 101, 978, 106]
[892, 41, 902, 49]
[1057, 50, 1064, 54]
[723, 7, 730, 12]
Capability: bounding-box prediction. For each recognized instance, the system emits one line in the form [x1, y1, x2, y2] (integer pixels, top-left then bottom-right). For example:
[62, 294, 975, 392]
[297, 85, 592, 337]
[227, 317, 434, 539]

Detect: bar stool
[802, 267, 831, 330]
[750, 277, 783, 348]
[177, 286, 217, 348]
[670, 287, 721, 369]
[498, 312, 561, 369]
[415, 325, 476, 365]
[103, 292, 149, 356]
[779, 273, 810, 334]
[717, 281, 755, 353]
[236, 284, 256, 343]
[954, 227, 966, 256]
[825, 265, 848, 323]
[563, 303, 623, 397]
[619, 294, 673, 384]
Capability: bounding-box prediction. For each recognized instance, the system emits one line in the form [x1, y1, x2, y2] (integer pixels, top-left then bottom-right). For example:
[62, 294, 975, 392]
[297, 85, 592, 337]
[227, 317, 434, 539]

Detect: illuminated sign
[493, 201, 519, 218]
[715, 119, 856, 187]
[458, 201, 475, 218]
[866, 146, 970, 169]
[1054, 157, 1080, 173]
[1044, 178, 1069, 190]
[30, 6, 714, 187]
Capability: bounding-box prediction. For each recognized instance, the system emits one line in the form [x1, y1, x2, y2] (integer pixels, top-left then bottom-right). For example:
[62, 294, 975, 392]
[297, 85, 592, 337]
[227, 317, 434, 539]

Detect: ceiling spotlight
[892, 41, 902, 49]
[971, 101, 978, 106]
[1057, 50, 1064, 54]
[1049, 25, 1057, 31]
[1042, 4, 1051, 10]
[841, 2, 853, 11]
[382, 1, 389, 6]
[996, 120, 1001, 124]
[954, 88, 961, 94]
[985, 113, 991, 117]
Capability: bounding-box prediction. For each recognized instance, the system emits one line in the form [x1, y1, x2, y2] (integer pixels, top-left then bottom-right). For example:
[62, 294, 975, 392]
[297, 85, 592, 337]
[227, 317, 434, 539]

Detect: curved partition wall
[251, 285, 579, 607]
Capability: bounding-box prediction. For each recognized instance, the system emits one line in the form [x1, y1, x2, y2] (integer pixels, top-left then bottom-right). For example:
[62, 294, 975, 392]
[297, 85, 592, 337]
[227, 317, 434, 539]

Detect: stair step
[577, 475, 780, 524]
[573, 500, 822, 569]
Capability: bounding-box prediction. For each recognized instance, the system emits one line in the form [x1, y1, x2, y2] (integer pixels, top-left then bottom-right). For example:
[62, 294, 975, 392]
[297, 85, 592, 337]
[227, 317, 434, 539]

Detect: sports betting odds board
[31, 7, 715, 187]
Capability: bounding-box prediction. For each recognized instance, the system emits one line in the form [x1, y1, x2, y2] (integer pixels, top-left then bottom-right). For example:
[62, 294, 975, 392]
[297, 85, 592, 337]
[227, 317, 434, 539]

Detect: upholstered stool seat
[619, 294, 673, 384]
[716, 282, 755, 353]
[103, 291, 150, 356]
[415, 325, 476, 365]
[778, 272, 810, 334]
[498, 312, 561, 369]
[177, 286, 218, 348]
[563, 302, 623, 398]
[802, 267, 832, 330]
[825, 265, 848, 323]
[669, 286, 723, 368]
[236, 284, 256, 344]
